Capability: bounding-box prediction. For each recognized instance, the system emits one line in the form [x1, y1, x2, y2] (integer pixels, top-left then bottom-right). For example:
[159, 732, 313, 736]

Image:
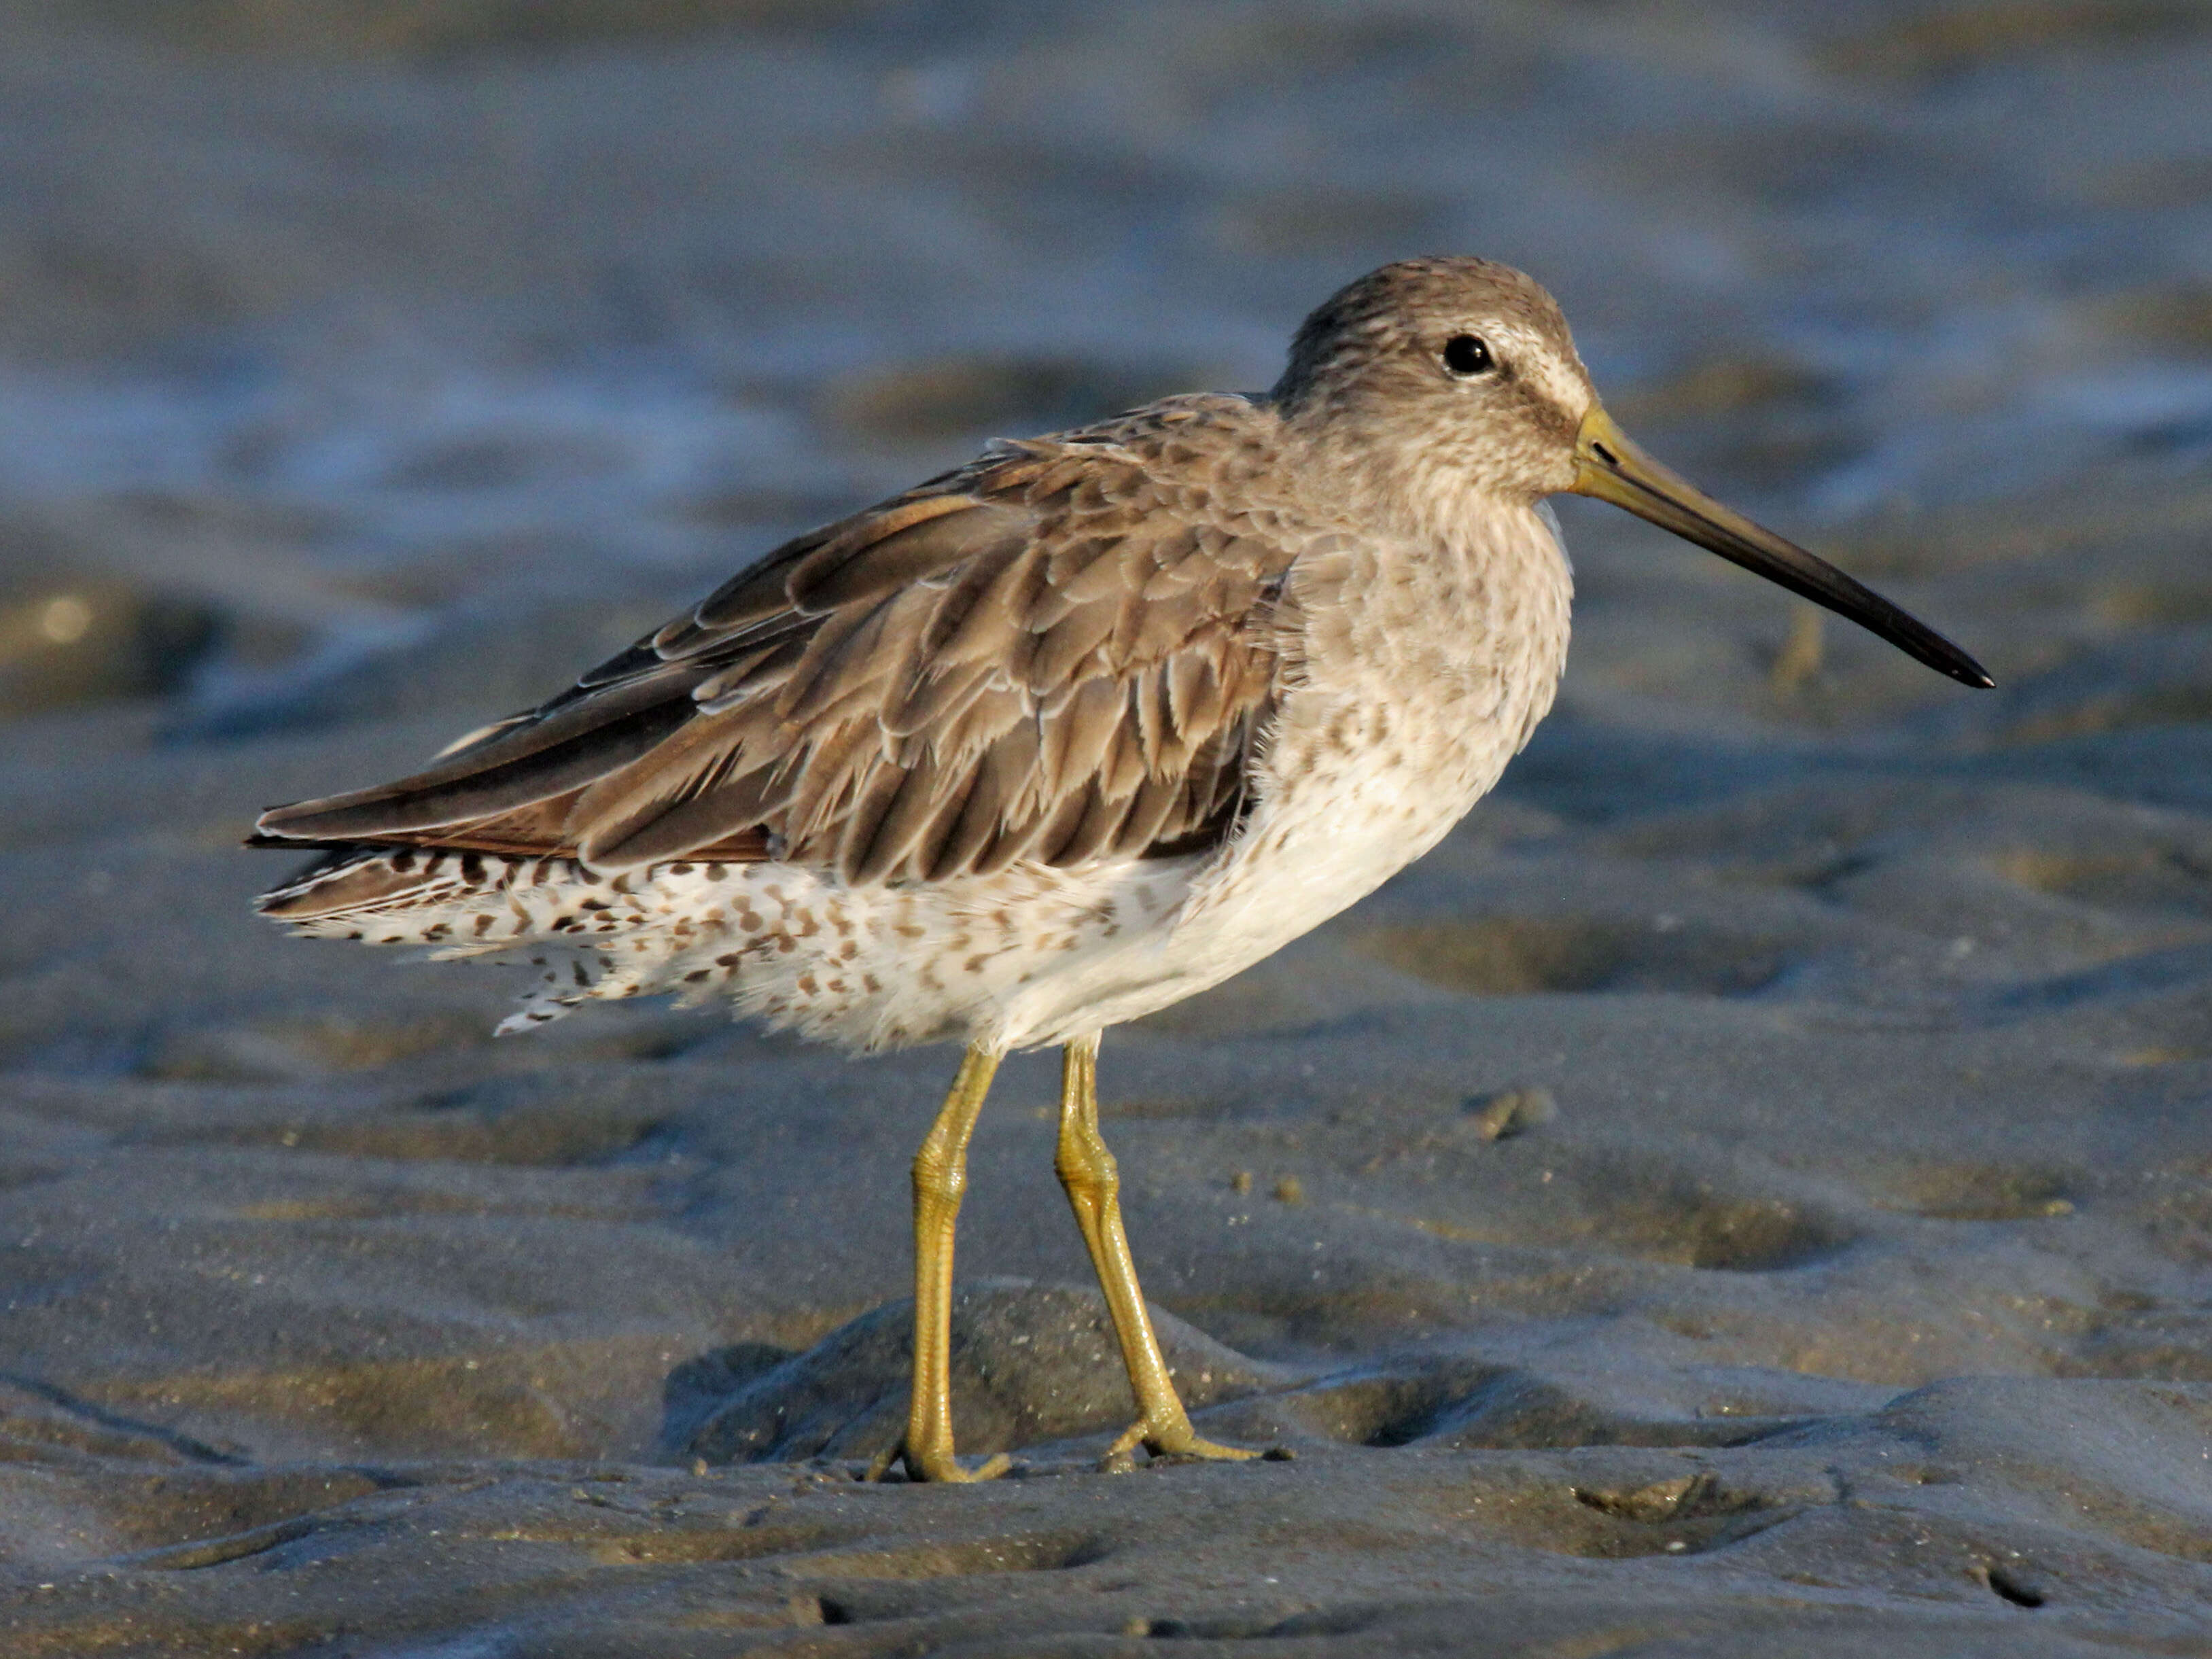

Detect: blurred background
[3, 0, 2209, 748]
[4, 0, 2212, 1493]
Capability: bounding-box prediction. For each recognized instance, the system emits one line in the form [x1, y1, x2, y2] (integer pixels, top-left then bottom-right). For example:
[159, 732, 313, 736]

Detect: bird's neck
[1273, 411, 1543, 553]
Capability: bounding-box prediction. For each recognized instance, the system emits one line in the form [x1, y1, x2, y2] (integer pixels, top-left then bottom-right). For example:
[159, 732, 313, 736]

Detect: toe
[899, 1446, 1012, 1482]
[1099, 1418, 1262, 1469]
[1153, 1433, 1260, 1464]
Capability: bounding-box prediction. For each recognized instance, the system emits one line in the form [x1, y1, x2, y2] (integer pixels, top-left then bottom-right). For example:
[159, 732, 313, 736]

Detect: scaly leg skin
[1056, 1032, 1258, 1473]
[866, 1045, 1012, 1484]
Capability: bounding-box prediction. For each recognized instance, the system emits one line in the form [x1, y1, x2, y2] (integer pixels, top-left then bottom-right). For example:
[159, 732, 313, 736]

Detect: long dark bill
[1570, 406, 1992, 688]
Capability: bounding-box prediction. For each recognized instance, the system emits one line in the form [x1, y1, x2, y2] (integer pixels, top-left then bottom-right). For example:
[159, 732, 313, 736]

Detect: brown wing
[253, 422, 1296, 884]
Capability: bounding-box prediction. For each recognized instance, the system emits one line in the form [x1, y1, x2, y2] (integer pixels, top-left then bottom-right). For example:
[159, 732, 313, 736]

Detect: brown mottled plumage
[256, 398, 1295, 886]
[252, 258, 1988, 1482]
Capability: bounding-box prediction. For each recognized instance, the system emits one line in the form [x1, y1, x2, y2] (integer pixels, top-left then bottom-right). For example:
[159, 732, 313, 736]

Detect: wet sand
[3, 3, 2211, 1653]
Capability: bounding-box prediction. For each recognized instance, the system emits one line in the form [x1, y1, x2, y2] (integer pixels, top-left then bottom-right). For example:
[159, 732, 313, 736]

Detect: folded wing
[253, 428, 1296, 885]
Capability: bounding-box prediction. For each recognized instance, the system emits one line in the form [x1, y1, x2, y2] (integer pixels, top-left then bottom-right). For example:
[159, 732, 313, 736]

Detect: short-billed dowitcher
[253, 258, 1990, 1481]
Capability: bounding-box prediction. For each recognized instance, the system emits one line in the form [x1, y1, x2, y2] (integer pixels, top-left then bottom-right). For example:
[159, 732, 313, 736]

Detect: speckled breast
[1180, 500, 1574, 969]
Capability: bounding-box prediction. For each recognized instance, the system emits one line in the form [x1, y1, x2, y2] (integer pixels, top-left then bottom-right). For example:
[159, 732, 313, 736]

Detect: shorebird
[251, 258, 1990, 1482]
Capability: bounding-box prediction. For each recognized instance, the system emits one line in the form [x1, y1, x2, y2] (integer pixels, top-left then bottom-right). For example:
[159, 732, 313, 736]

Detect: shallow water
[2, 3, 2210, 1653]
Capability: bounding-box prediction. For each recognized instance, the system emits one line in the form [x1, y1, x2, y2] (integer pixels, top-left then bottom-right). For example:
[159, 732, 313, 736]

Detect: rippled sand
[3, 4, 2211, 1653]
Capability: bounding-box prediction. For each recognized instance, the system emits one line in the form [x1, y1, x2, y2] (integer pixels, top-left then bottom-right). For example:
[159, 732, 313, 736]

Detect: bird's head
[1273, 257, 1991, 688]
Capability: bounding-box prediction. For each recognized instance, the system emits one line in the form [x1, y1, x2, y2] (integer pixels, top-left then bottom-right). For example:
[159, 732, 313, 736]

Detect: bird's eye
[1441, 334, 1494, 378]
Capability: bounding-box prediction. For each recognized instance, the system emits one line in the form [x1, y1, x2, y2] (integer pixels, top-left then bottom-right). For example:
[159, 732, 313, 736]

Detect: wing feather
[253, 402, 1299, 883]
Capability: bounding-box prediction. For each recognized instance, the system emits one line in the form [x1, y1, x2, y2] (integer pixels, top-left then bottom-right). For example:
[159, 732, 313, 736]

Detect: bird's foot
[864, 1441, 1012, 1484]
[1097, 1416, 1261, 1475]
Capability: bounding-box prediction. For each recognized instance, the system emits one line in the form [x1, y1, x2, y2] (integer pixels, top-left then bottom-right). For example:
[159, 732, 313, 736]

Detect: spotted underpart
[260, 843, 1200, 1049]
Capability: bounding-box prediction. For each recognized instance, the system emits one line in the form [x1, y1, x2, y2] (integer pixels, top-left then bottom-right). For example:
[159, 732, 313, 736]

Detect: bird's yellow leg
[870, 1045, 1011, 1483]
[1056, 1033, 1257, 1472]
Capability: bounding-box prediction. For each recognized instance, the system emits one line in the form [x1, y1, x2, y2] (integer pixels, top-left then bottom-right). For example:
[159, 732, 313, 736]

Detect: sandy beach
[2, 3, 2211, 1652]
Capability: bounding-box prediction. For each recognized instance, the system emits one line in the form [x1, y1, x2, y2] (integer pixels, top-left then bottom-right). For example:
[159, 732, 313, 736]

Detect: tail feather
[253, 845, 671, 1032]
[256, 846, 532, 952]
[256, 848, 470, 925]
